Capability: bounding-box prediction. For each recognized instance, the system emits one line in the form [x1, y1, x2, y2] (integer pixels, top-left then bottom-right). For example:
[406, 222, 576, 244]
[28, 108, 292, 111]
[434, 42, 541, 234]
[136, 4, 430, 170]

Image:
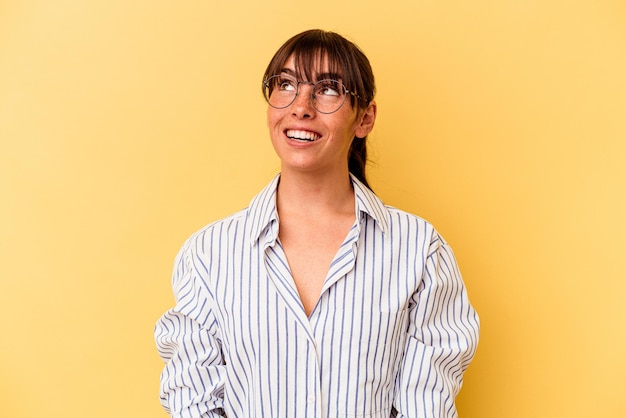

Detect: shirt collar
[350, 173, 389, 235]
[248, 174, 281, 247]
[247, 173, 389, 246]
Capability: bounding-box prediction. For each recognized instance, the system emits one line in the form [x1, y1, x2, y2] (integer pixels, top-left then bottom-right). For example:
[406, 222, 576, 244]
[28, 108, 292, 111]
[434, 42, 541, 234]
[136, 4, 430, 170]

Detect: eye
[277, 77, 297, 92]
[315, 80, 341, 97]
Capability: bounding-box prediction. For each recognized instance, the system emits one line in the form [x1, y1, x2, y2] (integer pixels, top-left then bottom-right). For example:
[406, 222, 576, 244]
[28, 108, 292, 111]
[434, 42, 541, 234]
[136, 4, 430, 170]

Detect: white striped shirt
[155, 174, 479, 418]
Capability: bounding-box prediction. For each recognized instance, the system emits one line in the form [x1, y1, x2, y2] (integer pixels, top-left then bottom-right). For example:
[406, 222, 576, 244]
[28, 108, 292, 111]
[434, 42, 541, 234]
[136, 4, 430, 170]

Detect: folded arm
[155, 246, 226, 418]
[393, 236, 480, 418]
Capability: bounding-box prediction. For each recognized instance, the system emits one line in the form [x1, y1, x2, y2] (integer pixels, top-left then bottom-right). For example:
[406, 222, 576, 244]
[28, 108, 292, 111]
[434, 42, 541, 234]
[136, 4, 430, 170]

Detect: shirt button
[307, 395, 315, 404]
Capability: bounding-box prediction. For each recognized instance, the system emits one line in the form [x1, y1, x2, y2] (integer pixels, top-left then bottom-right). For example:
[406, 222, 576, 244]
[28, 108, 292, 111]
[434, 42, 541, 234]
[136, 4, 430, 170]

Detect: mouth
[285, 129, 321, 142]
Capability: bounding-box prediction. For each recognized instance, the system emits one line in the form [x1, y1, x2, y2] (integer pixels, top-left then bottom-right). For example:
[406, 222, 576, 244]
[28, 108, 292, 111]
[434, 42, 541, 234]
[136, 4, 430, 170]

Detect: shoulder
[383, 205, 453, 256]
[384, 205, 436, 236]
[177, 176, 280, 257]
[179, 208, 249, 255]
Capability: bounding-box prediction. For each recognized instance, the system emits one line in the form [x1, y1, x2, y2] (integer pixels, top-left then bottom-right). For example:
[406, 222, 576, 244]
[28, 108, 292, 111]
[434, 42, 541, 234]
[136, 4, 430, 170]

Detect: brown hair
[262, 29, 376, 189]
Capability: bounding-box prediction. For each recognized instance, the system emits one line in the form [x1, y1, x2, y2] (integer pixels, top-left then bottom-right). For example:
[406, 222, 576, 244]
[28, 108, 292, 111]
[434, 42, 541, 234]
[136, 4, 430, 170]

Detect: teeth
[286, 129, 320, 141]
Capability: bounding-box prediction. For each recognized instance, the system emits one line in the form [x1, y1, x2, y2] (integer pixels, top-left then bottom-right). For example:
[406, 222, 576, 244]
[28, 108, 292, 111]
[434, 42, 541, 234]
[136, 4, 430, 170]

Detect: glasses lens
[264, 75, 297, 109]
[313, 79, 347, 113]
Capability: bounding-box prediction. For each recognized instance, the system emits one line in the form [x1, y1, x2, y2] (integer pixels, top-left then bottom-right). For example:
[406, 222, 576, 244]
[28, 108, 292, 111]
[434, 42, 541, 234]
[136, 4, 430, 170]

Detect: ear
[354, 101, 377, 138]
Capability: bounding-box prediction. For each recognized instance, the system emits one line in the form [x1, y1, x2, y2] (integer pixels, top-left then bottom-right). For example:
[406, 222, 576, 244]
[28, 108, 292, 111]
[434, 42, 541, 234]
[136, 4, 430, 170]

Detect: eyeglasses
[263, 74, 361, 114]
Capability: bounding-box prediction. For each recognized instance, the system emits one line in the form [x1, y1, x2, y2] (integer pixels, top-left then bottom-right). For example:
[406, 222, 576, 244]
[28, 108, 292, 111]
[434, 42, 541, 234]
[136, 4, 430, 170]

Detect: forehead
[281, 53, 343, 81]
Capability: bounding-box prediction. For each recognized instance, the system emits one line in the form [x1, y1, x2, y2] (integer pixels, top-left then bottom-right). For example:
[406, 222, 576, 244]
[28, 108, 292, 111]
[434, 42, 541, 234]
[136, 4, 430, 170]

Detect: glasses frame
[263, 75, 363, 114]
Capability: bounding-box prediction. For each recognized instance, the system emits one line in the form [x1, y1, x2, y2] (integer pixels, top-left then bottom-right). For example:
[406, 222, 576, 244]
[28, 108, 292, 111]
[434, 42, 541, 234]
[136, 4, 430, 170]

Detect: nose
[291, 83, 315, 118]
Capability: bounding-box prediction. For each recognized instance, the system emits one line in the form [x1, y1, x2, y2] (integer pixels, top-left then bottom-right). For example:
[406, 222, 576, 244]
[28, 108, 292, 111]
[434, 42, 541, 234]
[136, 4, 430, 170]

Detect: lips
[285, 129, 321, 142]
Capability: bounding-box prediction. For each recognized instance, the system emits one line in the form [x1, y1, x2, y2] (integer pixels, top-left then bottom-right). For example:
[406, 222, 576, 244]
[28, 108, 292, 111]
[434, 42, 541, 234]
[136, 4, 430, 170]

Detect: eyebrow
[280, 68, 297, 77]
[279, 68, 343, 82]
[317, 72, 343, 81]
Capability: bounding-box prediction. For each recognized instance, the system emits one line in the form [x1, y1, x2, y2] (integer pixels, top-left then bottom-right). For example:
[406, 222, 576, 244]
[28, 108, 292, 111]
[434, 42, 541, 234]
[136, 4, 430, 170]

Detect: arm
[154, 245, 226, 418]
[393, 235, 480, 418]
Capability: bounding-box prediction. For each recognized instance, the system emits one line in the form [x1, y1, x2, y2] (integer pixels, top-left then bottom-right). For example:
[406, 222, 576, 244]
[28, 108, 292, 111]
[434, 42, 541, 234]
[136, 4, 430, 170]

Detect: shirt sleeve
[154, 243, 227, 418]
[393, 234, 480, 418]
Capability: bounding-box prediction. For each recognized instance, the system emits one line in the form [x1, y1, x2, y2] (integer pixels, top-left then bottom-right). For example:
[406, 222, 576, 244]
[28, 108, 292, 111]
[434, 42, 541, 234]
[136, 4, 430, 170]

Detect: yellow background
[1, 0, 625, 417]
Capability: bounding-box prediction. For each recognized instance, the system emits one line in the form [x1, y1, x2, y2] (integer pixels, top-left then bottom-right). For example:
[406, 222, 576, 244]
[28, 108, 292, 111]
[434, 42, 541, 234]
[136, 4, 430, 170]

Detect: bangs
[290, 48, 343, 83]
[263, 30, 375, 107]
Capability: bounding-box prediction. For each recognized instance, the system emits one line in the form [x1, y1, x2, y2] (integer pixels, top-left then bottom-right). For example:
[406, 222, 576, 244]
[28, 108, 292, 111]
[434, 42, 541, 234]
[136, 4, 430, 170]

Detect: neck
[276, 169, 355, 217]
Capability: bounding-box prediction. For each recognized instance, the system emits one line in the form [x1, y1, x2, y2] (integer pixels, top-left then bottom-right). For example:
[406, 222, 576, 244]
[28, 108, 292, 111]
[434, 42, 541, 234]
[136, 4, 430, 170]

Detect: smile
[285, 129, 321, 142]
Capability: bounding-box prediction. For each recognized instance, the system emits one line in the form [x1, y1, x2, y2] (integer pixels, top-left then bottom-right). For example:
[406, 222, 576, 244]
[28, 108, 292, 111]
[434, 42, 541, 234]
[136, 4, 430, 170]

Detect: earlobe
[355, 101, 377, 138]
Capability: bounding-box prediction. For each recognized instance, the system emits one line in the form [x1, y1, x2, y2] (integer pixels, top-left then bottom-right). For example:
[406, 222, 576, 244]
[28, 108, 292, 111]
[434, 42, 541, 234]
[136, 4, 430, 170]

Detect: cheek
[266, 107, 283, 132]
[266, 110, 284, 148]
[337, 108, 360, 132]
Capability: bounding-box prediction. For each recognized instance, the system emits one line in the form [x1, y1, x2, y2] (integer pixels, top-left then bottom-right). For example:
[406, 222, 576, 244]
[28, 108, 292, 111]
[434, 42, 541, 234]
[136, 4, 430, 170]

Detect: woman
[155, 29, 479, 418]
